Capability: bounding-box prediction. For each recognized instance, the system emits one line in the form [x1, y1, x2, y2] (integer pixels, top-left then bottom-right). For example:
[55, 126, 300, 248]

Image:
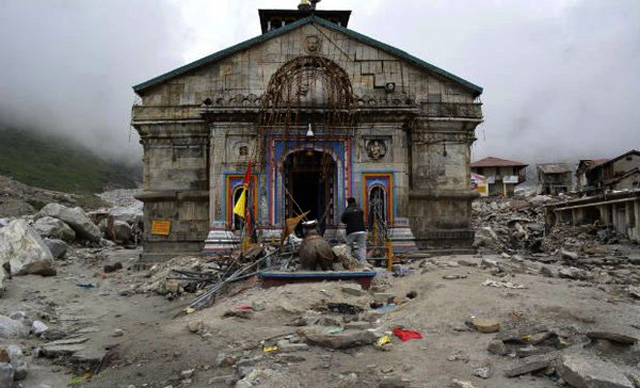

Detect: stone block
[557, 354, 634, 388]
[472, 318, 500, 333]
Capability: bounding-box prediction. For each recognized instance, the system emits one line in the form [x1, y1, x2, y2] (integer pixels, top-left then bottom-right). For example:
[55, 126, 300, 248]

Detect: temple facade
[131, 3, 483, 261]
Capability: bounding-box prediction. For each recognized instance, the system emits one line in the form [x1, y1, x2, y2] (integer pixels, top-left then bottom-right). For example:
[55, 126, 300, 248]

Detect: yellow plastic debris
[263, 345, 278, 353]
[376, 334, 393, 347]
[185, 307, 195, 315]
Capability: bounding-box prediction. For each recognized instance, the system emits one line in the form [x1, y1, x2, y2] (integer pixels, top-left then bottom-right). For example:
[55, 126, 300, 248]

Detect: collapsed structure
[131, 1, 483, 261]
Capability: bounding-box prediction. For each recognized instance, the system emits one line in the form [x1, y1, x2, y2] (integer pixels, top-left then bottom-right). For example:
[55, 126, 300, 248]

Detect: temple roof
[133, 15, 483, 96]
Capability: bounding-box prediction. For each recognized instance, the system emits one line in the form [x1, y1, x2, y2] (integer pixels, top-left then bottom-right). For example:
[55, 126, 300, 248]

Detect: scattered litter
[482, 279, 525, 289]
[76, 283, 94, 289]
[375, 304, 397, 313]
[327, 302, 364, 315]
[375, 334, 393, 348]
[392, 327, 423, 341]
[443, 274, 467, 280]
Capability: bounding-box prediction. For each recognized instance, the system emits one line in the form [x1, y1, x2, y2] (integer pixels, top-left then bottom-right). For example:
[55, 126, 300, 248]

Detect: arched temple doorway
[283, 150, 337, 230]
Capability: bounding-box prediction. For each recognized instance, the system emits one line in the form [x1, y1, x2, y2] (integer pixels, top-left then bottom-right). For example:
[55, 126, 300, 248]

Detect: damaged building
[131, 1, 483, 261]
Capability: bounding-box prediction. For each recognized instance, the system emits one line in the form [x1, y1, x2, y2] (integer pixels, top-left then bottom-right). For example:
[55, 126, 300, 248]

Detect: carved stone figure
[304, 35, 321, 53]
[367, 139, 387, 160]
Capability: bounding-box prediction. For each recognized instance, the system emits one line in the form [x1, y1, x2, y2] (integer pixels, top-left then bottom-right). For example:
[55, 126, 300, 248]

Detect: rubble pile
[0, 201, 142, 299]
[472, 195, 640, 300]
[473, 195, 630, 255]
[484, 320, 640, 387]
[472, 195, 551, 254]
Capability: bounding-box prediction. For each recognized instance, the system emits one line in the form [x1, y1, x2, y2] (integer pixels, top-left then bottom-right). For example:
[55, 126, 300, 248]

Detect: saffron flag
[233, 161, 252, 218]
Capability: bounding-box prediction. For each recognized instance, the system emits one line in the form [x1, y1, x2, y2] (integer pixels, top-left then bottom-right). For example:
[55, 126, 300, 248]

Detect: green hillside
[0, 125, 141, 194]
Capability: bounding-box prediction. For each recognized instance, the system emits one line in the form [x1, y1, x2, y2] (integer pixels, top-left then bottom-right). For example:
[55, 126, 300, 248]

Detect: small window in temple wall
[232, 187, 245, 231]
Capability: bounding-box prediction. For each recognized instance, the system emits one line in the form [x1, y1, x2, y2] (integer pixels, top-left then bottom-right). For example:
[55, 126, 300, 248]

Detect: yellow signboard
[151, 220, 171, 235]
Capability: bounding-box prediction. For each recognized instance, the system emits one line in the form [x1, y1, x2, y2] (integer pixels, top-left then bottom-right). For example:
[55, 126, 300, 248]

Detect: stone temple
[131, 1, 484, 262]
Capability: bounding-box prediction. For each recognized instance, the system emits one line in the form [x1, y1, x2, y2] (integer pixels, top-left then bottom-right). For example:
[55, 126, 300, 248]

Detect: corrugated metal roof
[538, 164, 571, 174]
[470, 157, 528, 168]
[586, 158, 609, 170]
[132, 15, 483, 96]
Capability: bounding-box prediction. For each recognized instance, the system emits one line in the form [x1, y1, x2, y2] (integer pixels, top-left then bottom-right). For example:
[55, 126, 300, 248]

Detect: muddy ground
[2, 244, 639, 388]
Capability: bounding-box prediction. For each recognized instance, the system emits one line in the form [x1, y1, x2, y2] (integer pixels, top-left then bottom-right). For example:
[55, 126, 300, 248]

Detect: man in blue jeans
[341, 197, 367, 263]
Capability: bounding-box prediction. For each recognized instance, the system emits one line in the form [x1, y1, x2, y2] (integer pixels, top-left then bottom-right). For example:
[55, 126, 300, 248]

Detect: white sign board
[503, 175, 519, 184]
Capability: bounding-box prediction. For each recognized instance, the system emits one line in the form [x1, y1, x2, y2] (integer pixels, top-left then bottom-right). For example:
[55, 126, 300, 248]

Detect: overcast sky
[0, 0, 638, 164]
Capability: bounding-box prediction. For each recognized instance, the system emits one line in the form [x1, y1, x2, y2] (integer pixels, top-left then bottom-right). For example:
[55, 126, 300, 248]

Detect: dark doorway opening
[283, 150, 336, 230]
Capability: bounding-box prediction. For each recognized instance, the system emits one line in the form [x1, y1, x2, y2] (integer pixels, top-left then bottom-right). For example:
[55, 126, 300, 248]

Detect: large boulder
[38, 204, 100, 242]
[0, 363, 14, 387]
[32, 216, 76, 242]
[5, 345, 27, 380]
[0, 316, 28, 339]
[109, 206, 142, 225]
[98, 219, 132, 243]
[43, 239, 68, 259]
[0, 220, 56, 276]
[113, 220, 132, 243]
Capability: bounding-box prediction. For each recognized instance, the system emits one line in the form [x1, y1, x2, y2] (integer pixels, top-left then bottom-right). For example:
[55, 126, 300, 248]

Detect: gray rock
[33, 216, 76, 242]
[44, 239, 68, 259]
[113, 220, 132, 243]
[539, 266, 554, 277]
[474, 227, 499, 248]
[586, 331, 637, 345]
[6, 345, 27, 380]
[276, 342, 309, 353]
[341, 283, 365, 296]
[0, 316, 28, 339]
[40, 337, 89, 357]
[41, 329, 66, 341]
[32, 321, 48, 337]
[7, 312, 26, 323]
[298, 326, 377, 349]
[557, 354, 634, 388]
[559, 267, 588, 280]
[560, 249, 579, 261]
[504, 353, 558, 377]
[487, 339, 508, 356]
[38, 203, 101, 242]
[473, 365, 493, 379]
[108, 206, 142, 225]
[0, 220, 56, 276]
[0, 363, 14, 387]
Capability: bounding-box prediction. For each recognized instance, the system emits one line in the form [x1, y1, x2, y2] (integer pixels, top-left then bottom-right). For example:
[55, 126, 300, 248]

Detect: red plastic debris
[392, 327, 423, 341]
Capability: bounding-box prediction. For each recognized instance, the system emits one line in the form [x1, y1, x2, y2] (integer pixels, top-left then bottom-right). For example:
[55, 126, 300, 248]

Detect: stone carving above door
[304, 35, 322, 53]
[366, 139, 387, 161]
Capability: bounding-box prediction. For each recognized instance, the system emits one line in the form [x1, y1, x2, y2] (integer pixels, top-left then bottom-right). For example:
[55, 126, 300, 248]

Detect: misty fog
[0, 0, 638, 165]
